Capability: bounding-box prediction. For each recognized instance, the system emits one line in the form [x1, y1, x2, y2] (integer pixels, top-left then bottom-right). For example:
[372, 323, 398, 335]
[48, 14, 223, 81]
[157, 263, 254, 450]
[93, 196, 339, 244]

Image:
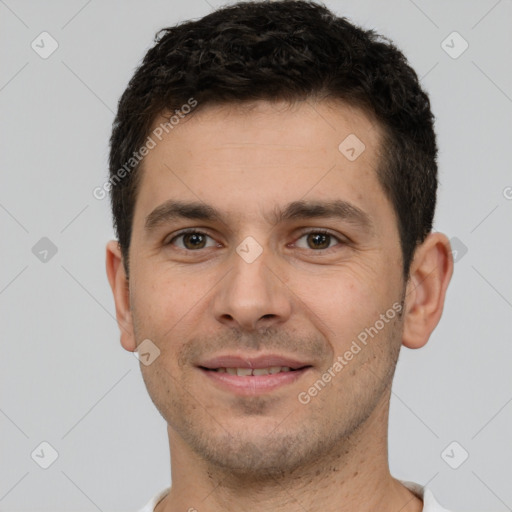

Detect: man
[105, 1, 454, 510]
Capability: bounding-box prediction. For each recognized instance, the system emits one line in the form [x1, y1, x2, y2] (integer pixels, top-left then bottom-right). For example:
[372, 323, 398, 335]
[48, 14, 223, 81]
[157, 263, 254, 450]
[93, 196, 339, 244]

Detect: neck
[157, 388, 423, 512]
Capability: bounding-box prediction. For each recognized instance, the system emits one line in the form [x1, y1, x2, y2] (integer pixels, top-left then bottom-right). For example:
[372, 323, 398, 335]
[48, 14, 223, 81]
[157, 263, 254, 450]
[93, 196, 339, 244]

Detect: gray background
[1, 0, 511, 510]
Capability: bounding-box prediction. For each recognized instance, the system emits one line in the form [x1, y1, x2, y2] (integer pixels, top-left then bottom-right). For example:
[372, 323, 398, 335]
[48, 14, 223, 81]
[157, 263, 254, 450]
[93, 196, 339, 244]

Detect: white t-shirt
[137, 479, 453, 511]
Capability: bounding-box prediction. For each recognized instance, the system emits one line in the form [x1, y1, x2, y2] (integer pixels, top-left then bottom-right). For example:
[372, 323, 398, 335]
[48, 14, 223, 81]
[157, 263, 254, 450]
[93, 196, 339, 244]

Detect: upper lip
[198, 354, 312, 370]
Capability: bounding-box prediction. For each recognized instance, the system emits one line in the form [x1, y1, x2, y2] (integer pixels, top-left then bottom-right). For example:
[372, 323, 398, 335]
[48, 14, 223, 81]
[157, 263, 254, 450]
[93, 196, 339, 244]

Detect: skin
[106, 99, 453, 512]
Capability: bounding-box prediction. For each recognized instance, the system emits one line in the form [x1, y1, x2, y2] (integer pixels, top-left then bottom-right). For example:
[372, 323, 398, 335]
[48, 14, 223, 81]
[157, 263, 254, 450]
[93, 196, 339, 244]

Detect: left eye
[168, 231, 218, 250]
[294, 231, 342, 250]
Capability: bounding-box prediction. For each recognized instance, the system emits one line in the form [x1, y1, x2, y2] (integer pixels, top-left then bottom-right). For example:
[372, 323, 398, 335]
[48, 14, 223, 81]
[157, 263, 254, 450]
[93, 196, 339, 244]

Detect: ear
[402, 232, 454, 349]
[105, 240, 137, 352]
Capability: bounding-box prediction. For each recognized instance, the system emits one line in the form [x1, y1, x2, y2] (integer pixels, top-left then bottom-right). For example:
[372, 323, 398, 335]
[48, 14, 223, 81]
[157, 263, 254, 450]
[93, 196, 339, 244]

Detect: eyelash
[165, 228, 346, 252]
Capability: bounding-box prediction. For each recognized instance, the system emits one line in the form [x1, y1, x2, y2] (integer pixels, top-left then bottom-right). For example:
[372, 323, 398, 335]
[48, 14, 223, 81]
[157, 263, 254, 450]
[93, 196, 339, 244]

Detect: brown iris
[182, 232, 207, 250]
[307, 232, 331, 250]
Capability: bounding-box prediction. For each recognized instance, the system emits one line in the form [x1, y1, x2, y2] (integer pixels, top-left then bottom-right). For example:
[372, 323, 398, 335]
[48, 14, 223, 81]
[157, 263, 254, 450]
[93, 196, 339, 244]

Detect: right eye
[166, 230, 219, 251]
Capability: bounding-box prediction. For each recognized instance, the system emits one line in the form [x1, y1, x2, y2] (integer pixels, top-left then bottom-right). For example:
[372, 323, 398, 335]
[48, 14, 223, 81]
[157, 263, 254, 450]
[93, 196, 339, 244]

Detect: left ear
[402, 232, 454, 349]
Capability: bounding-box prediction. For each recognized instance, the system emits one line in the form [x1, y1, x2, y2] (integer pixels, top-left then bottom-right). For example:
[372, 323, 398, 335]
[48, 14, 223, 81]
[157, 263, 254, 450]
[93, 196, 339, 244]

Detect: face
[123, 100, 407, 475]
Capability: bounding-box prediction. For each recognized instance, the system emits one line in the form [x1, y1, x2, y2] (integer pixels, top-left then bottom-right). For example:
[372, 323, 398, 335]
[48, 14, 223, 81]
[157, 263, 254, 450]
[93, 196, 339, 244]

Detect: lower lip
[199, 367, 310, 395]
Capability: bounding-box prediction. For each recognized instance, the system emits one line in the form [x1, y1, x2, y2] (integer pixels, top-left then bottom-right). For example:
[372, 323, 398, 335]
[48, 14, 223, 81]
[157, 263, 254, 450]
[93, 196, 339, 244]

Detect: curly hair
[108, 0, 438, 278]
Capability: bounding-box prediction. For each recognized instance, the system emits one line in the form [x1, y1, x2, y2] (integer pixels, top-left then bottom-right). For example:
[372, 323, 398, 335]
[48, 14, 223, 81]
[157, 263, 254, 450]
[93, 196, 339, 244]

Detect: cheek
[130, 269, 206, 345]
[289, 269, 402, 373]
[292, 269, 386, 337]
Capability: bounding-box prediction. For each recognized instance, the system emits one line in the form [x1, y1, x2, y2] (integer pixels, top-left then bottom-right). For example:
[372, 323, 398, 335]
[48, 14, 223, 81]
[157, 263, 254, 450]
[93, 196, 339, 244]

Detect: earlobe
[402, 233, 454, 349]
[105, 240, 137, 352]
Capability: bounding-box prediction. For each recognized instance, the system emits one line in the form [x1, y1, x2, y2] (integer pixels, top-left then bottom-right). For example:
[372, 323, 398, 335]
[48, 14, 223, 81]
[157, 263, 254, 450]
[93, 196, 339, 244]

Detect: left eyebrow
[144, 199, 374, 234]
[266, 199, 374, 233]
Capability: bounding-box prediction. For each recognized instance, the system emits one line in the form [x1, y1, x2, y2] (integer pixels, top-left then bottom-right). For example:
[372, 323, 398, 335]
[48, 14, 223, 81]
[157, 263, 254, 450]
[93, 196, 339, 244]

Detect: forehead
[147, 98, 382, 162]
[133, 99, 392, 230]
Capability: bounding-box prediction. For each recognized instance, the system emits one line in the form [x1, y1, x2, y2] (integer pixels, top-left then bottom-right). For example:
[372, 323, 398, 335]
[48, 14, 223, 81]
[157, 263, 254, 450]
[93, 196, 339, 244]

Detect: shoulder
[399, 479, 455, 512]
[136, 487, 171, 512]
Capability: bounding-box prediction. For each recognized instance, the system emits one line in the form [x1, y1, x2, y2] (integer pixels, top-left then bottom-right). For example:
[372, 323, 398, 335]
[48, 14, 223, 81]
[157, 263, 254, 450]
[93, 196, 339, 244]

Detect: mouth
[200, 365, 309, 375]
[197, 355, 313, 395]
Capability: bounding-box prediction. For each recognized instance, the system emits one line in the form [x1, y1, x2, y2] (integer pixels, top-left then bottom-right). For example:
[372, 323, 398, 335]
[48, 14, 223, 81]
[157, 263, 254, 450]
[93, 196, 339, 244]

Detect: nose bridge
[213, 239, 292, 331]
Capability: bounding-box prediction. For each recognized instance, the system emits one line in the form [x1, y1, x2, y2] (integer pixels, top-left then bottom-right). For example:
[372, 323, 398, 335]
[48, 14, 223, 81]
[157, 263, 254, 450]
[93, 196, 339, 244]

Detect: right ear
[105, 240, 136, 352]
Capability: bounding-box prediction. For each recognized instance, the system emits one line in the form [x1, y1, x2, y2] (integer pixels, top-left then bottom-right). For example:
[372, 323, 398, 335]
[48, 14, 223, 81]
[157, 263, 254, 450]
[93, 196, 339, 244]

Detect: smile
[199, 365, 312, 395]
[207, 366, 298, 375]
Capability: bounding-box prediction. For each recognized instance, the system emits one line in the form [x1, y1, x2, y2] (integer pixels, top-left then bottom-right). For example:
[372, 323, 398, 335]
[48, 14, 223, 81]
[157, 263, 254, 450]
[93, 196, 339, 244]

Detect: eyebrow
[144, 199, 374, 233]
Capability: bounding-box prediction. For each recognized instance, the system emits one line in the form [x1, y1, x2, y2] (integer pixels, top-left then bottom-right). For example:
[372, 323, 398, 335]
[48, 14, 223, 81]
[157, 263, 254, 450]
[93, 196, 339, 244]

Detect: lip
[197, 353, 313, 396]
[198, 354, 311, 370]
[199, 366, 312, 395]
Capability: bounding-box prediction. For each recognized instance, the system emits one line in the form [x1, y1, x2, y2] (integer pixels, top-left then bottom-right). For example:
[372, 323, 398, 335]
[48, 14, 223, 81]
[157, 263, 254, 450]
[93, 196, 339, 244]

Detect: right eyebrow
[144, 200, 222, 233]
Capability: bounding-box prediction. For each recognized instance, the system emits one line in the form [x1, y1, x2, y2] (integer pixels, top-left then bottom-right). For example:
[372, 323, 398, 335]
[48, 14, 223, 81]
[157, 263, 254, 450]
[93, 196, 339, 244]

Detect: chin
[181, 420, 336, 479]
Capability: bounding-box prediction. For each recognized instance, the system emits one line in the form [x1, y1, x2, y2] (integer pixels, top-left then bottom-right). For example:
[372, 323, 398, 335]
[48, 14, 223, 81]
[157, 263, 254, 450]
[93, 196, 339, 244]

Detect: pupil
[185, 233, 205, 249]
[309, 233, 329, 249]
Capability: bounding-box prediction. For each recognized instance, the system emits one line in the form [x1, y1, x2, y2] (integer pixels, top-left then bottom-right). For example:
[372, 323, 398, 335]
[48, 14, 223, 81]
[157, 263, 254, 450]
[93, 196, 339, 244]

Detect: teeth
[214, 366, 295, 375]
[252, 368, 269, 376]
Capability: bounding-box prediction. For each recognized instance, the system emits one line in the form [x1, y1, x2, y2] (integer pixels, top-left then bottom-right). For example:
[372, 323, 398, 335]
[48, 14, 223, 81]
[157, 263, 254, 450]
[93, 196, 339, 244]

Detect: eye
[167, 230, 219, 250]
[293, 230, 344, 251]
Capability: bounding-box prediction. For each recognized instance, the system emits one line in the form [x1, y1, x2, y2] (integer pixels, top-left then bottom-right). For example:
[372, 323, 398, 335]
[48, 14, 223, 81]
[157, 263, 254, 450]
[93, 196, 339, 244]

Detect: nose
[212, 247, 293, 332]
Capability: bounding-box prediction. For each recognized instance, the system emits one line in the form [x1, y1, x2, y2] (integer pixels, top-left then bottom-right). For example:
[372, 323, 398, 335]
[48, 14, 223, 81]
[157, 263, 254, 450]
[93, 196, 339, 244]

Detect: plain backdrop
[1, 0, 511, 510]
